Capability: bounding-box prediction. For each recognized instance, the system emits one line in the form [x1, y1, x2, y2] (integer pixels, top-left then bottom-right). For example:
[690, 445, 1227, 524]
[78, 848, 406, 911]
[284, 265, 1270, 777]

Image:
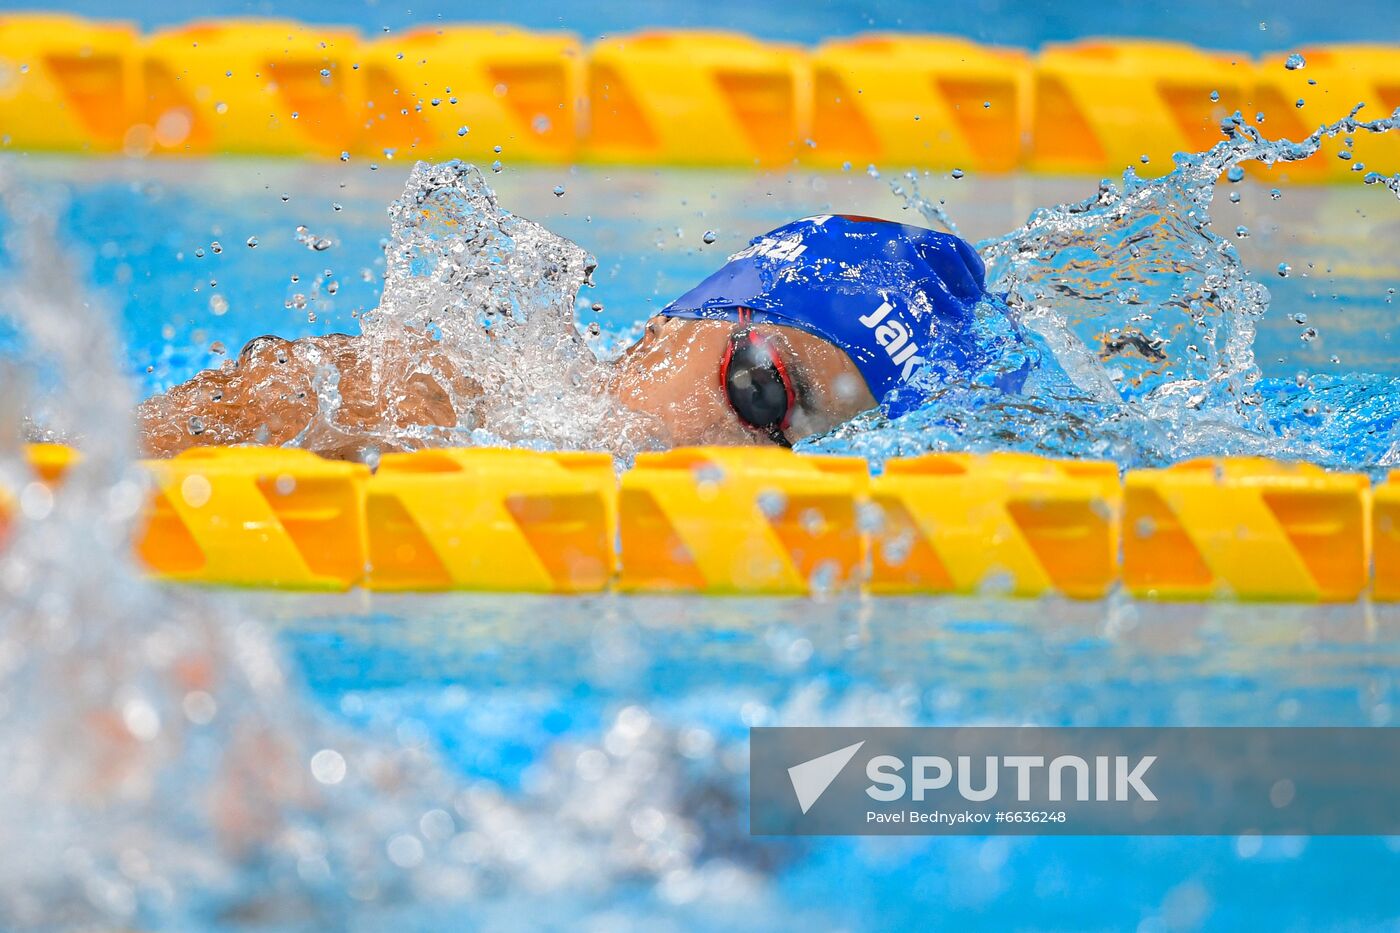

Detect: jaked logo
[858, 300, 925, 381]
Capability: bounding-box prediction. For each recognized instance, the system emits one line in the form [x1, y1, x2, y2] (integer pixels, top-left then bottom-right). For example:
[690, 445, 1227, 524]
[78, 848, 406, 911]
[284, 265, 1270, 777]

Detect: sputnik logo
[787, 741, 865, 814]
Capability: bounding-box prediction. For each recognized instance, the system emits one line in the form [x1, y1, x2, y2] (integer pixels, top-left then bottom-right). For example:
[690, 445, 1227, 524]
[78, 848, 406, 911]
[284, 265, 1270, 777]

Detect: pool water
[3, 151, 1400, 929]
[252, 589, 1400, 930]
[5, 157, 1394, 393]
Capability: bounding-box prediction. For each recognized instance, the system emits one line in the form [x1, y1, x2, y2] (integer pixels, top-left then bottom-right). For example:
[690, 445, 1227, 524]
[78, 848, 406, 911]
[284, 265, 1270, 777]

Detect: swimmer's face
[612, 317, 878, 447]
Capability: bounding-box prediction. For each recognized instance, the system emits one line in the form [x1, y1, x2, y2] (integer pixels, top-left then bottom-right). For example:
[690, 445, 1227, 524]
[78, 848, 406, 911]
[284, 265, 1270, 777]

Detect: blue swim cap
[659, 215, 1026, 417]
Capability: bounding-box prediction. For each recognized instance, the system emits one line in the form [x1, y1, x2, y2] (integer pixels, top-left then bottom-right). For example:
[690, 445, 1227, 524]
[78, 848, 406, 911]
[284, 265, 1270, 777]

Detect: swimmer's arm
[138, 332, 478, 460]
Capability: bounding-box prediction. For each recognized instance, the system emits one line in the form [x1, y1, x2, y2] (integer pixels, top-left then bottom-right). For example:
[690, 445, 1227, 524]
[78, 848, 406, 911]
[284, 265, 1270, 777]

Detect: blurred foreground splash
[0, 190, 803, 929]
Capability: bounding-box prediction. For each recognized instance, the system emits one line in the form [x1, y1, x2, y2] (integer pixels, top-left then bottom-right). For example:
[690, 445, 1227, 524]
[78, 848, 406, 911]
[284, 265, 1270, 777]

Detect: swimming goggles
[720, 323, 795, 448]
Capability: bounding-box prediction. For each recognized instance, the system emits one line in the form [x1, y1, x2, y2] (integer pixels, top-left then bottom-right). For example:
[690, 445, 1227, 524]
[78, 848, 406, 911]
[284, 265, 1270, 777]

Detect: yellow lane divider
[618, 447, 866, 594]
[868, 452, 1120, 599]
[0, 14, 1395, 177]
[2, 443, 1395, 601]
[1123, 458, 1369, 601]
[364, 448, 615, 593]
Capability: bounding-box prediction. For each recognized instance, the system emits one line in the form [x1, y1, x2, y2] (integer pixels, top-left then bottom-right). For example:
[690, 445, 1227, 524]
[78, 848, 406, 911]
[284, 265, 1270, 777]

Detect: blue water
[7, 0, 1400, 53]
[250, 591, 1400, 930]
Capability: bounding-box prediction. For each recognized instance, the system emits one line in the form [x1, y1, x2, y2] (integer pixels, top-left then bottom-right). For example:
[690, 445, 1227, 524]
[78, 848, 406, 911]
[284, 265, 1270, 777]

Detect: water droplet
[1285, 53, 1306, 70]
[553, 185, 565, 197]
[1270, 188, 1282, 200]
[492, 160, 503, 172]
[1226, 166, 1245, 183]
[210, 294, 229, 316]
[193, 247, 205, 258]
[1210, 90, 1220, 102]
[339, 151, 350, 162]
[310, 748, 347, 785]
[1234, 225, 1249, 238]
[950, 168, 964, 179]
[1140, 154, 1151, 164]
[215, 102, 228, 115]
[493, 144, 502, 153]
[702, 230, 717, 244]
[1295, 98, 1305, 109]
[457, 126, 468, 137]
[245, 236, 258, 248]
[866, 164, 880, 178]
[210, 241, 222, 254]
[327, 280, 339, 295]
[1338, 150, 1353, 160]
[319, 67, 331, 78]
[1300, 327, 1318, 342]
[1292, 311, 1308, 324]
[1277, 262, 1292, 277]
[290, 111, 299, 120]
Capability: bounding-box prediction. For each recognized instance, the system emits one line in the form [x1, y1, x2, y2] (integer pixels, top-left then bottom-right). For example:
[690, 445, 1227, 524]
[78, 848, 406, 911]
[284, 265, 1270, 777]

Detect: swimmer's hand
[138, 331, 480, 461]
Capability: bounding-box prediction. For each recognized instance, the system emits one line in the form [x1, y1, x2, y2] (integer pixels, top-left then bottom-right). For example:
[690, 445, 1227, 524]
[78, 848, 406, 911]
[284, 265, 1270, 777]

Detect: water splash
[0, 181, 770, 929]
[807, 105, 1400, 471]
[139, 162, 656, 462]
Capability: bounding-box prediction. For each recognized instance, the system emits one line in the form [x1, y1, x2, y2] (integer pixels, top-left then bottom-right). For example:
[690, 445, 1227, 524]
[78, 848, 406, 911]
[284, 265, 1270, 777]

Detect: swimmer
[139, 214, 1027, 458]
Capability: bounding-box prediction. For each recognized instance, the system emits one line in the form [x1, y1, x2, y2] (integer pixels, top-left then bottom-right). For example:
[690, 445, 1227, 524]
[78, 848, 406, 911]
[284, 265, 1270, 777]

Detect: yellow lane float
[1028, 40, 1253, 177]
[1252, 45, 1400, 183]
[1373, 471, 1400, 601]
[1122, 457, 1370, 601]
[806, 35, 1029, 173]
[358, 25, 583, 163]
[617, 447, 866, 594]
[0, 14, 140, 153]
[868, 452, 1120, 598]
[583, 30, 812, 167]
[136, 446, 368, 590]
[0, 16, 1396, 177]
[3, 444, 1395, 600]
[137, 18, 362, 157]
[363, 448, 615, 592]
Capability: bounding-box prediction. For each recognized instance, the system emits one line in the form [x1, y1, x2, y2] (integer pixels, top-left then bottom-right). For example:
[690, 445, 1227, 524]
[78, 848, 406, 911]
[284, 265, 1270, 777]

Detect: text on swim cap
[859, 301, 925, 381]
